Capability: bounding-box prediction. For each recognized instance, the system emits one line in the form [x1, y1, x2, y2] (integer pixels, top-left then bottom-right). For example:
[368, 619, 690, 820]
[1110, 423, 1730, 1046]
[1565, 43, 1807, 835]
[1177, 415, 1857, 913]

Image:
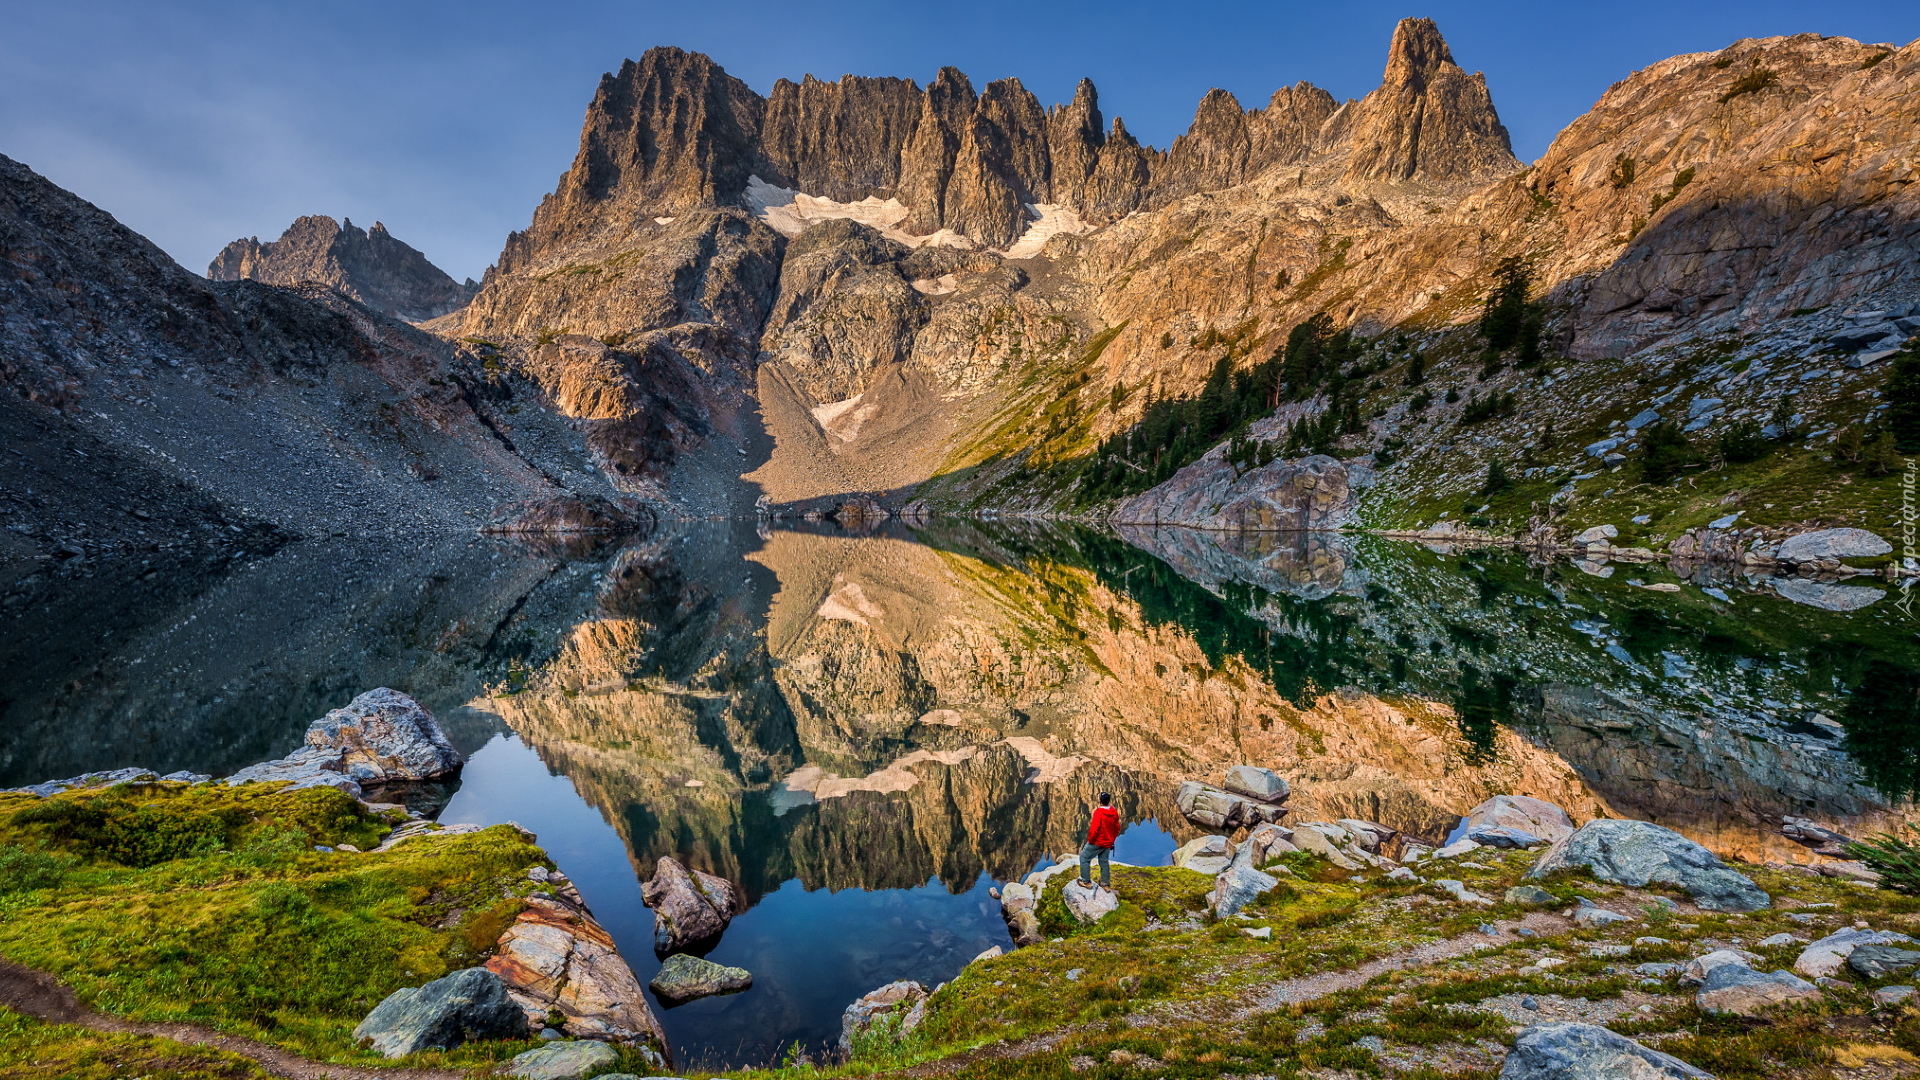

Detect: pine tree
[1404, 352, 1427, 386]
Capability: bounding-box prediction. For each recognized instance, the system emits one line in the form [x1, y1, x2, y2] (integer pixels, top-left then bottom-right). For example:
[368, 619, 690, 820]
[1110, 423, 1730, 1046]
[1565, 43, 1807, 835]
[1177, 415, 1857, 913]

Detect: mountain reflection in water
[2, 519, 1915, 1066]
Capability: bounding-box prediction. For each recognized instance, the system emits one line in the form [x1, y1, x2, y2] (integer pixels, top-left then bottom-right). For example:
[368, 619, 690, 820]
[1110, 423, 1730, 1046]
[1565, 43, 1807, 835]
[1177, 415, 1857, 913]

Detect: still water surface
[2, 520, 1915, 1066]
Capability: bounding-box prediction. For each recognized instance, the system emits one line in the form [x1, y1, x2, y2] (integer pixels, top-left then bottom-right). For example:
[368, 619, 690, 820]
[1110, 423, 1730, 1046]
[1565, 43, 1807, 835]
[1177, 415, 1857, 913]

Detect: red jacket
[1086, 805, 1121, 848]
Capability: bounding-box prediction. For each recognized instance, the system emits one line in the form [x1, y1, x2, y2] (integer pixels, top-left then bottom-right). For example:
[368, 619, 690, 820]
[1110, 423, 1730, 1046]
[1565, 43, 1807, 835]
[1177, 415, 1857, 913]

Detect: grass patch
[0, 1008, 275, 1079]
[0, 783, 550, 1068]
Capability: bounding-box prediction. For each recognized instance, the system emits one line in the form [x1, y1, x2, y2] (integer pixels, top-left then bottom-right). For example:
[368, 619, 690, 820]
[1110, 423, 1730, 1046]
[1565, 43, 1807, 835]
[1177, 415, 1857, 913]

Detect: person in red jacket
[1078, 792, 1122, 891]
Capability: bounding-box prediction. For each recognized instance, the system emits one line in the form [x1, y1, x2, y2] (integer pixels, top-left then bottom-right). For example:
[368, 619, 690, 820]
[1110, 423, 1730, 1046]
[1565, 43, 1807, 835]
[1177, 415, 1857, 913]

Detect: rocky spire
[897, 67, 977, 234]
[521, 47, 767, 258]
[207, 215, 475, 322]
[1337, 17, 1518, 182]
[761, 73, 924, 201]
[1152, 89, 1254, 203]
[1248, 82, 1340, 173]
[1083, 117, 1154, 222]
[1045, 79, 1105, 207]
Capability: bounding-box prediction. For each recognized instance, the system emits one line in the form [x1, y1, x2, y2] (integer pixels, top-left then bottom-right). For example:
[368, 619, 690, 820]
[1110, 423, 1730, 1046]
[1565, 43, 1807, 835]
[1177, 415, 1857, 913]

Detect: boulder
[1874, 986, 1916, 1008]
[1212, 864, 1280, 918]
[1337, 820, 1399, 854]
[998, 881, 1035, 914]
[1063, 879, 1120, 923]
[1796, 928, 1917, 979]
[487, 897, 668, 1049]
[1777, 528, 1892, 563]
[648, 953, 752, 1004]
[1528, 819, 1768, 912]
[1848, 945, 1920, 979]
[1504, 885, 1557, 906]
[1436, 879, 1493, 905]
[1499, 1022, 1712, 1080]
[1572, 905, 1633, 928]
[1696, 964, 1822, 1017]
[1175, 780, 1281, 829]
[839, 981, 929, 1052]
[1682, 949, 1762, 984]
[1223, 765, 1290, 804]
[1470, 827, 1547, 849]
[1462, 796, 1576, 845]
[1007, 908, 1042, 947]
[1781, 816, 1853, 857]
[353, 967, 528, 1057]
[641, 857, 740, 953]
[1245, 823, 1299, 866]
[1574, 525, 1618, 544]
[227, 688, 463, 792]
[1172, 835, 1235, 875]
[1290, 824, 1363, 871]
[506, 1040, 622, 1080]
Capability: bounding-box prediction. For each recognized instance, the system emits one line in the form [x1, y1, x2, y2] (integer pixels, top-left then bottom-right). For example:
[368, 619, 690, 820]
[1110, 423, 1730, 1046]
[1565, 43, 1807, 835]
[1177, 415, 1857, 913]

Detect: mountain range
[3, 18, 1918, 577]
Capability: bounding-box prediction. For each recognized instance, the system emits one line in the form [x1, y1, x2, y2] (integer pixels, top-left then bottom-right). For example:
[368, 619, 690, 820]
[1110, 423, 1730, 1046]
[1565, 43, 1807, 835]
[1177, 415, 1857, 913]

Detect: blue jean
[1078, 843, 1112, 886]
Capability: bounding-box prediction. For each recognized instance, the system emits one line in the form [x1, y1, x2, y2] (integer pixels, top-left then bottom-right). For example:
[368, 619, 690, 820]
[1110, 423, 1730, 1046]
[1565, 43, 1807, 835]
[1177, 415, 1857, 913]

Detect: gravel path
[0, 959, 466, 1080]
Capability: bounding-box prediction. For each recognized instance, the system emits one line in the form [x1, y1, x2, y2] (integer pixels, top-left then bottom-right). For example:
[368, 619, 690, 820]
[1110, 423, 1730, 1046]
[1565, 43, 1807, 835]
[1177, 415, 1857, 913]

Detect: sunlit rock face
[458, 523, 1920, 914]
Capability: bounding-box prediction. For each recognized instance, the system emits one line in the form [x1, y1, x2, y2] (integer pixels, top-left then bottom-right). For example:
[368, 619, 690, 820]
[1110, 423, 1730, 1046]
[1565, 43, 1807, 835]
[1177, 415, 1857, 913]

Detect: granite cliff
[433, 20, 1917, 528]
[208, 215, 478, 322]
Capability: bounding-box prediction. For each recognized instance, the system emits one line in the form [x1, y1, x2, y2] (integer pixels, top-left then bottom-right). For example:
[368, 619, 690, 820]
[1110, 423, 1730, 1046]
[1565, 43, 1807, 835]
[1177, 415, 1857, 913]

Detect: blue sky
[1, 1, 1912, 281]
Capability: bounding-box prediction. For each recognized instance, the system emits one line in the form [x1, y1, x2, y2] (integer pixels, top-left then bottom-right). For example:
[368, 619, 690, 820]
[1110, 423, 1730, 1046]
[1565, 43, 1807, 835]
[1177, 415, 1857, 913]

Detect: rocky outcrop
[225, 688, 461, 795]
[353, 967, 528, 1057]
[208, 216, 476, 322]
[1211, 864, 1280, 918]
[640, 856, 741, 953]
[1461, 795, 1577, 846]
[1113, 455, 1357, 532]
[1529, 819, 1770, 911]
[486, 895, 670, 1051]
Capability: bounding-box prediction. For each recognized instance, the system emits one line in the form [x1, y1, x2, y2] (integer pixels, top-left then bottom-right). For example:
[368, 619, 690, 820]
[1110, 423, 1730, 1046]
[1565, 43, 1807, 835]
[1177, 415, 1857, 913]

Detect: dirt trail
[0, 959, 467, 1080]
[901, 911, 1579, 1077]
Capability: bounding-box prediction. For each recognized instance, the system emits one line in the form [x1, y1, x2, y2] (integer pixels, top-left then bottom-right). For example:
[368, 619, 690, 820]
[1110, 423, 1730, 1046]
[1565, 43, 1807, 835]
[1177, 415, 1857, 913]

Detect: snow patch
[817, 576, 884, 626]
[911, 274, 958, 296]
[745, 175, 974, 250]
[653, 217, 675, 225]
[811, 393, 881, 443]
[1004, 203, 1094, 259]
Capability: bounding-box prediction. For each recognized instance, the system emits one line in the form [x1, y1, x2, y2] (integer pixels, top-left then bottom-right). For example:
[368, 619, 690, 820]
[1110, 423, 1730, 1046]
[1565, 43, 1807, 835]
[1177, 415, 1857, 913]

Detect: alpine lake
[3, 519, 1916, 1068]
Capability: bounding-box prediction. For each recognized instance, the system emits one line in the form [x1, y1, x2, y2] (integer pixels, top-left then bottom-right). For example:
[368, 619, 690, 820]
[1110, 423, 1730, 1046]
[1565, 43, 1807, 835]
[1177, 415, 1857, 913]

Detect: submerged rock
[1528, 819, 1768, 911]
[840, 980, 929, 1052]
[641, 856, 741, 953]
[353, 967, 528, 1057]
[1499, 1022, 1712, 1080]
[649, 952, 753, 1004]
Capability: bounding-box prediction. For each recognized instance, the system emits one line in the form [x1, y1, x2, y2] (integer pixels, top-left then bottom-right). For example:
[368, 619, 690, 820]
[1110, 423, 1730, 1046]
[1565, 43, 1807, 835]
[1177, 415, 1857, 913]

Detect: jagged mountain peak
[207, 214, 474, 322]
[1380, 16, 1457, 89]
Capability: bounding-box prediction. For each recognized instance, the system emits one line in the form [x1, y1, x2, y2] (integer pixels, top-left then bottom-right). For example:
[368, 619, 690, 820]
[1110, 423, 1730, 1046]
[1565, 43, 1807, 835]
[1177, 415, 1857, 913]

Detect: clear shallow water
[4, 520, 1916, 1067]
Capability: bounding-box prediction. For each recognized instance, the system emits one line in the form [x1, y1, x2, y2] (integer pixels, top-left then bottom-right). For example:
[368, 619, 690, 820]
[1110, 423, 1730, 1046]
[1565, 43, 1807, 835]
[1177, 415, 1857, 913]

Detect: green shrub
[1719, 67, 1778, 103]
[0, 844, 76, 893]
[1639, 420, 1698, 483]
[1716, 420, 1771, 464]
[1844, 828, 1920, 894]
